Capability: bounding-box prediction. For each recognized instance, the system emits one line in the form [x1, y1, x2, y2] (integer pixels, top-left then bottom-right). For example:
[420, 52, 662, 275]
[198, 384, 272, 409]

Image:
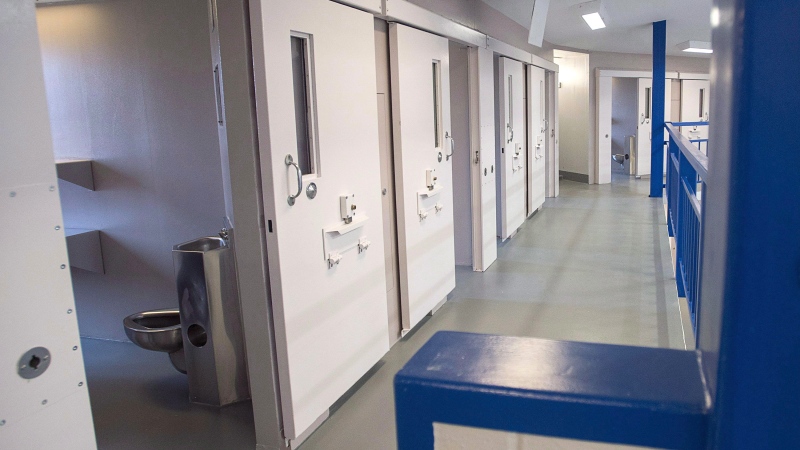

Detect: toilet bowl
[123, 309, 186, 373]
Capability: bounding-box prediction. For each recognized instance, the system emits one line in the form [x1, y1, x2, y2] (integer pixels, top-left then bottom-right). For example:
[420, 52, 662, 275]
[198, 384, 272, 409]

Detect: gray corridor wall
[37, 0, 226, 341]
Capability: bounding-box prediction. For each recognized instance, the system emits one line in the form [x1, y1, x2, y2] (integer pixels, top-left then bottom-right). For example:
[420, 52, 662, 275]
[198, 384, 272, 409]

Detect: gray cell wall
[36, 0, 226, 341]
[449, 41, 473, 267]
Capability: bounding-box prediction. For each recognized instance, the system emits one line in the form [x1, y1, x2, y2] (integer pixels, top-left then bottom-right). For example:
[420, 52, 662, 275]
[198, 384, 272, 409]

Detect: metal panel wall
[1, 0, 96, 447]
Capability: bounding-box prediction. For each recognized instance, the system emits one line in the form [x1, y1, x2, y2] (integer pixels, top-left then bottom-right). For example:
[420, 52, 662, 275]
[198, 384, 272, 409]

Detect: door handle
[445, 131, 454, 161]
[507, 124, 514, 143]
[640, 113, 645, 125]
[285, 154, 302, 206]
[704, 112, 709, 122]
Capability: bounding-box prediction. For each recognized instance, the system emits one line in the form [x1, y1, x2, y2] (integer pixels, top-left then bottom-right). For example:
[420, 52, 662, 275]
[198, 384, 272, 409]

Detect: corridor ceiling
[480, 0, 713, 57]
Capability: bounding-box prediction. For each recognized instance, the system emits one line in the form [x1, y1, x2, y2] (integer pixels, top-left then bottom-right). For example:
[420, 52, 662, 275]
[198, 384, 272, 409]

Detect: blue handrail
[670, 121, 710, 127]
[666, 123, 708, 179]
[665, 122, 708, 333]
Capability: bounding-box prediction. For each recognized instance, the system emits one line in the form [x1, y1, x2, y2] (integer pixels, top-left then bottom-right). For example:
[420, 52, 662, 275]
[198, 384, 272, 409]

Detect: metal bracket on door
[285, 154, 302, 206]
[507, 124, 514, 143]
[474, 150, 480, 165]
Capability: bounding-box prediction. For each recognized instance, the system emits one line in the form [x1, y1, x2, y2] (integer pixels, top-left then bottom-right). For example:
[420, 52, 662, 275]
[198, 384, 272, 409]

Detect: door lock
[340, 194, 356, 224]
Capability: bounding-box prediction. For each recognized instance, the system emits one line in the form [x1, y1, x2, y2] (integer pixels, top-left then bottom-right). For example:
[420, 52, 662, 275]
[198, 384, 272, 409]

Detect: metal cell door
[389, 23, 456, 331]
[636, 77, 653, 176]
[250, 0, 389, 441]
[497, 57, 526, 239]
[527, 65, 546, 214]
[681, 79, 710, 151]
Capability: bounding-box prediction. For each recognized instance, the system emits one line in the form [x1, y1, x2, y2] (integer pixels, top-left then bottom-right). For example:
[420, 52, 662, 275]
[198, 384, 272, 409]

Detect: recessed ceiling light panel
[679, 40, 713, 53]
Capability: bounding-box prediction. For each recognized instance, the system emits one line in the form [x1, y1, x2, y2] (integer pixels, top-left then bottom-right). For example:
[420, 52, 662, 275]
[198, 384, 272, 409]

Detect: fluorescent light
[678, 40, 713, 54]
[575, 1, 608, 31]
[582, 12, 606, 30]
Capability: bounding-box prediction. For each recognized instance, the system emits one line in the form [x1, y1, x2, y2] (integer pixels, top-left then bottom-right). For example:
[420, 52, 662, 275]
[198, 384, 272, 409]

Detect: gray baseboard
[559, 170, 589, 183]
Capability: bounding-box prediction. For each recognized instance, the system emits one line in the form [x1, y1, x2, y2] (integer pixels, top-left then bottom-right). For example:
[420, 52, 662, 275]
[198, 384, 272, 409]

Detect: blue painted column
[700, 0, 800, 447]
[649, 20, 666, 197]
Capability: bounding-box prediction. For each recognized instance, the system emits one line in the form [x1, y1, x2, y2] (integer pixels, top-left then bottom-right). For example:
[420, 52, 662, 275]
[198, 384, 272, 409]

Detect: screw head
[60, 264, 66, 269]
[55, 225, 61, 231]
[49, 186, 55, 191]
[41, 399, 47, 405]
[78, 382, 84, 387]
[0, 420, 5, 426]
[73, 346, 78, 351]
[67, 309, 73, 314]
[9, 192, 16, 198]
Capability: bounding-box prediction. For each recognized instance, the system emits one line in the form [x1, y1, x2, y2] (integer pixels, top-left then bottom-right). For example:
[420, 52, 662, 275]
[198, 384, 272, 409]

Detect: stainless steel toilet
[123, 309, 186, 373]
[122, 235, 249, 407]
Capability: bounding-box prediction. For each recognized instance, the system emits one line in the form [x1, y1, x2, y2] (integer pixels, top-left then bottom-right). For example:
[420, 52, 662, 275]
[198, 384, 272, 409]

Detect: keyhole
[29, 355, 41, 370]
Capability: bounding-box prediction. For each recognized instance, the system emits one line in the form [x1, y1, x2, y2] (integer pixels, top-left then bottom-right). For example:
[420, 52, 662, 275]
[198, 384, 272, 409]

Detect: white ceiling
[480, 0, 712, 57]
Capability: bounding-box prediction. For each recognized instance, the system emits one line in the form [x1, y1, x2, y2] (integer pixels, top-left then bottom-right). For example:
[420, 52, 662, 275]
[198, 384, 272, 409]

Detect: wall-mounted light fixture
[678, 40, 713, 54]
[576, 0, 607, 30]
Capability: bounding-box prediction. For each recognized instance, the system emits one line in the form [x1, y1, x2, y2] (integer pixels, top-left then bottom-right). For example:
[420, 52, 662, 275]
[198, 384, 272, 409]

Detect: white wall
[36, 0, 225, 341]
[554, 50, 591, 180]
[449, 41, 473, 266]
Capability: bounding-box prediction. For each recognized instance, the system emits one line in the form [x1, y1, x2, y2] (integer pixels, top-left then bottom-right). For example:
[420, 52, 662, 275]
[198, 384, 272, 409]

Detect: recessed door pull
[285, 155, 303, 206]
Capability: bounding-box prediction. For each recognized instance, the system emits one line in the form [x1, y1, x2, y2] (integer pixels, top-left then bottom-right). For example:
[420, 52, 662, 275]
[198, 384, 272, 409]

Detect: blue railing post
[667, 134, 678, 237]
[650, 20, 666, 197]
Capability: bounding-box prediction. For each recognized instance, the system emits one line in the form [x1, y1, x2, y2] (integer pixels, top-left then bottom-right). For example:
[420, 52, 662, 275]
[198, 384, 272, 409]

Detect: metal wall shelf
[65, 229, 104, 274]
[56, 159, 95, 190]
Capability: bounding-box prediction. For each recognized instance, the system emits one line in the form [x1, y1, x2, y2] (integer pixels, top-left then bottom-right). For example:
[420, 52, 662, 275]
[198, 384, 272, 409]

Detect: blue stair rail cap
[395, 331, 709, 449]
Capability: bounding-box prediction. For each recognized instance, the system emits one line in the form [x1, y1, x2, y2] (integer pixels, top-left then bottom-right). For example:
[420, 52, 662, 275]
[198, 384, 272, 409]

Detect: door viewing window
[507, 75, 514, 142]
[699, 88, 705, 119]
[432, 60, 442, 148]
[291, 33, 319, 176]
[645, 87, 651, 120]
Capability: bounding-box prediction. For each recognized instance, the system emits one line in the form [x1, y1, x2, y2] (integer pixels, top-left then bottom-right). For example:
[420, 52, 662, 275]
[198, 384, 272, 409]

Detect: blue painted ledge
[395, 331, 709, 449]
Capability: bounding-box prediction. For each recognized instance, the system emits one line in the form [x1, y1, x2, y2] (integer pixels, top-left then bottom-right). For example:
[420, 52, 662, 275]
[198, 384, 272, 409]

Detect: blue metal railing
[670, 121, 710, 154]
[665, 122, 708, 334]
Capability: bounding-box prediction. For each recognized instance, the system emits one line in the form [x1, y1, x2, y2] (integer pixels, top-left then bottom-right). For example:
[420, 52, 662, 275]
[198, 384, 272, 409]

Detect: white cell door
[389, 24, 456, 331]
[636, 78, 653, 177]
[527, 65, 546, 214]
[469, 46, 498, 272]
[250, 0, 389, 440]
[681, 79, 711, 150]
[497, 57, 526, 239]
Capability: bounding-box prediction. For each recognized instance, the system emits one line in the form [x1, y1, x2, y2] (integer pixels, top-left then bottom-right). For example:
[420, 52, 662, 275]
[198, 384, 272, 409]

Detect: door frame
[594, 69, 682, 184]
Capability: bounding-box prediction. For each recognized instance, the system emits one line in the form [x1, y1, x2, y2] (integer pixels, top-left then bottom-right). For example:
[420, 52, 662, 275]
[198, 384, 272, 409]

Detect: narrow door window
[540, 80, 545, 131]
[645, 87, 651, 120]
[508, 75, 514, 126]
[432, 61, 442, 148]
[699, 89, 705, 119]
[291, 33, 319, 176]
